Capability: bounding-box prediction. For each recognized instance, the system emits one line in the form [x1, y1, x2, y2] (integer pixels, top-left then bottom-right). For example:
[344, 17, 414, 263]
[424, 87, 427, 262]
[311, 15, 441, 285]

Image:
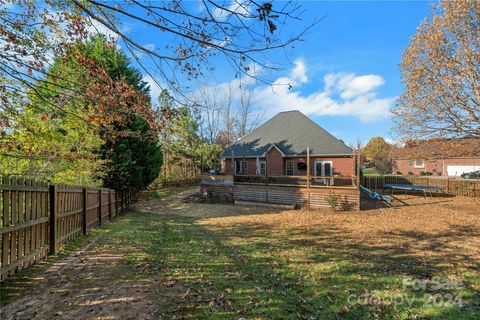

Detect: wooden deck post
[265, 151, 269, 202]
[307, 146, 311, 209]
[82, 188, 88, 235]
[356, 143, 361, 189]
[307, 147, 311, 189]
[49, 184, 57, 255]
[265, 153, 269, 186]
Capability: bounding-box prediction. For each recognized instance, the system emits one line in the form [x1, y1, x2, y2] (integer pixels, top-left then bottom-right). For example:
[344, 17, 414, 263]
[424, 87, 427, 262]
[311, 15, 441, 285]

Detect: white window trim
[414, 159, 425, 168]
[314, 160, 333, 177]
[259, 161, 266, 175]
[235, 160, 248, 174]
[286, 160, 294, 176]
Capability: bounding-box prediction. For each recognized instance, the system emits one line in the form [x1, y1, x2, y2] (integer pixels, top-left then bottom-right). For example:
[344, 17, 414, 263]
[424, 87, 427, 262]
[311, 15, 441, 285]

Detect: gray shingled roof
[221, 110, 352, 158]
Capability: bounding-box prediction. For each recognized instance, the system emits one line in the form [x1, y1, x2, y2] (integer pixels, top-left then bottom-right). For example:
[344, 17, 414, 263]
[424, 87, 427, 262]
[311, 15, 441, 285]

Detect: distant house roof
[390, 137, 480, 159]
[221, 110, 352, 158]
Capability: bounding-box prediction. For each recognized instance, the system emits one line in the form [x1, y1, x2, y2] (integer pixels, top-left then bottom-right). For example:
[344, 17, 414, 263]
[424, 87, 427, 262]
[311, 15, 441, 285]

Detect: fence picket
[361, 175, 479, 197]
[0, 176, 135, 280]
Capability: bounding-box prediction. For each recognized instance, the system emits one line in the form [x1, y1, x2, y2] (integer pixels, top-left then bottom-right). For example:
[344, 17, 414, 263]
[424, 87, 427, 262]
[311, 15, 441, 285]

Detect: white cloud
[190, 59, 396, 123]
[0, 1, 15, 10]
[143, 43, 155, 52]
[85, 19, 118, 39]
[143, 75, 164, 104]
[135, 43, 156, 59]
[339, 74, 385, 99]
[213, 0, 251, 20]
[253, 60, 396, 123]
[290, 60, 308, 84]
[85, 19, 132, 40]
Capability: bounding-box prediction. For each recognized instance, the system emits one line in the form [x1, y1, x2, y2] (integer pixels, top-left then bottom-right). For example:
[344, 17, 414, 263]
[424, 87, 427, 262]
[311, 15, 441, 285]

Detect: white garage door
[447, 165, 478, 177]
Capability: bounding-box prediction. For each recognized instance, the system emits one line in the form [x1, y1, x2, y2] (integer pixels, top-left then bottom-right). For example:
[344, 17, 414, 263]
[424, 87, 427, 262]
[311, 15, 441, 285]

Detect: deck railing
[233, 175, 358, 188]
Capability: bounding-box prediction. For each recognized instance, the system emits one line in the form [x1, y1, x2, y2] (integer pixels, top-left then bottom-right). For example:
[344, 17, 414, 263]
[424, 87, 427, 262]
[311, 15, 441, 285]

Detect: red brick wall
[223, 158, 257, 175]
[283, 156, 354, 176]
[393, 158, 480, 176]
[223, 154, 355, 176]
[266, 147, 284, 176]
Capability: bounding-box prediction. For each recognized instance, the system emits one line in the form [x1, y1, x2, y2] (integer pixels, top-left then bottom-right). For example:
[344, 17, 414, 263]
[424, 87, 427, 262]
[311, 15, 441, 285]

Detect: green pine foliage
[1, 35, 163, 189]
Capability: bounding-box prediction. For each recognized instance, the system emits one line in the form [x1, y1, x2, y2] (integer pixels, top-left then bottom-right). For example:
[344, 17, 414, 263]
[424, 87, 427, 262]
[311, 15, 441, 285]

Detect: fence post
[109, 190, 112, 220]
[49, 184, 57, 255]
[98, 189, 102, 226]
[82, 188, 88, 235]
[115, 191, 118, 214]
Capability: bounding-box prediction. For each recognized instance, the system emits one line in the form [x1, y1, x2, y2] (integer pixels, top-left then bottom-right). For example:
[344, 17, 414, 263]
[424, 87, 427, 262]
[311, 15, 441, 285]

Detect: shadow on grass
[1, 208, 479, 320]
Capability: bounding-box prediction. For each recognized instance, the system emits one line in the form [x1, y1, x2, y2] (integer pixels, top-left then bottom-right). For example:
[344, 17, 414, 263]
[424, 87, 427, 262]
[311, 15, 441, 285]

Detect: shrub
[340, 196, 354, 211]
[327, 193, 339, 211]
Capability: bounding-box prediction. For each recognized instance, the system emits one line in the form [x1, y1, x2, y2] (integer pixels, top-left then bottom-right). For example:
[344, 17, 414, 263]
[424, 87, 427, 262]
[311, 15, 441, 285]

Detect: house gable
[221, 110, 352, 158]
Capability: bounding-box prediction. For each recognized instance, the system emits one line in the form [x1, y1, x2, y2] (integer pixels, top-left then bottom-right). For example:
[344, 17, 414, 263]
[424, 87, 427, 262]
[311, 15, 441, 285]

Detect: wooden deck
[200, 175, 360, 210]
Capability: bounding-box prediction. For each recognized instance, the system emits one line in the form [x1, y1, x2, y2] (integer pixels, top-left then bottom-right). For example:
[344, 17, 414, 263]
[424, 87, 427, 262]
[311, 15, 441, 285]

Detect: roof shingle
[221, 110, 352, 158]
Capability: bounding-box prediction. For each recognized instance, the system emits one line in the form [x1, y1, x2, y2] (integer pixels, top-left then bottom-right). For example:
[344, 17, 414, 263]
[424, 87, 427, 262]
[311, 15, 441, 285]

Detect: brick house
[391, 138, 480, 176]
[221, 110, 355, 177]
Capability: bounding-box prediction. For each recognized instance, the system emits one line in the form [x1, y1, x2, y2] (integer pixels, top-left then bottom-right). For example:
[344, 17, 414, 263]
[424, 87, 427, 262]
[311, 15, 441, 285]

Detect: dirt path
[0, 189, 203, 320]
[1, 241, 149, 319]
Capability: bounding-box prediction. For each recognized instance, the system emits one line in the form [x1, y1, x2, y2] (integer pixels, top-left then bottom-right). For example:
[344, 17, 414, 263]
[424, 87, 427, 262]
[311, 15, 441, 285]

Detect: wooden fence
[362, 175, 480, 197]
[0, 176, 135, 280]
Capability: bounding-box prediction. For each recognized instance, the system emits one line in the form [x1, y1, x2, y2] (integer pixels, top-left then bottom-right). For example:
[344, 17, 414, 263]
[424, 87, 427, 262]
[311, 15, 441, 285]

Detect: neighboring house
[221, 110, 355, 177]
[391, 138, 480, 176]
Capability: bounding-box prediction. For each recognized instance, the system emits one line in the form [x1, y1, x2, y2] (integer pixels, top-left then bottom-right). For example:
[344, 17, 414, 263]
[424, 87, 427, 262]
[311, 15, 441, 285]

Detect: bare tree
[1, 0, 313, 111]
[195, 85, 225, 144]
[221, 84, 235, 145]
[393, 0, 480, 140]
[235, 84, 264, 138]
[193, 80, 265, 147]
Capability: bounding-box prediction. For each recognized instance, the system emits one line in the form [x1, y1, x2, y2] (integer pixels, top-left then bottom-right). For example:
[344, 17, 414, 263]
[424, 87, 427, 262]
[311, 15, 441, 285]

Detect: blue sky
[91, 1, 435, 146]
[288, 0, 433, 145]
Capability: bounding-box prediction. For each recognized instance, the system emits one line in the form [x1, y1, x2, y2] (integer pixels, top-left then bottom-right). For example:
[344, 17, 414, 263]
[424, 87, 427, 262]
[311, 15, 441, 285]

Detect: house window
[286, 160, 294, 176]
[408, 160, 414, 168]
[259, 161, 266, 175]
[297, 162, 307, 171]
[235, 161, 248, 174]
[414, 159, 425, 168]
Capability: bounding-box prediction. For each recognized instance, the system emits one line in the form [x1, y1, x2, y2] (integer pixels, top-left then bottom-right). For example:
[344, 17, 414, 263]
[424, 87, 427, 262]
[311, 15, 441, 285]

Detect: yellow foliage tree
[364, 137, 391, 160]
[393, 0, 480, 139]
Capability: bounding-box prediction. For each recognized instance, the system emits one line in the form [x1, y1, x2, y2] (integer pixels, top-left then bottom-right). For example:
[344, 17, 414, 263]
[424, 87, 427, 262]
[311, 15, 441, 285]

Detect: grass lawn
[362, 167, 381, 176]
[1, 189, 479, 319]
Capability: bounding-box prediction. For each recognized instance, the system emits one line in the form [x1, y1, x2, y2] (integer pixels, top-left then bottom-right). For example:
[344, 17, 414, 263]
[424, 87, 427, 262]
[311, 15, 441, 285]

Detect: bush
[420, 171, 433, 176]
[327, 193, 339, 211]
